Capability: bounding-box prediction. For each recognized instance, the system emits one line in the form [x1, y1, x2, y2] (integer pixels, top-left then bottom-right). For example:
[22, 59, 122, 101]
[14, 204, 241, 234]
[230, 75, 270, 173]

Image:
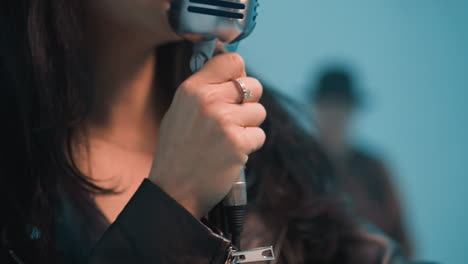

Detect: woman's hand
[149, 53, 266, 219]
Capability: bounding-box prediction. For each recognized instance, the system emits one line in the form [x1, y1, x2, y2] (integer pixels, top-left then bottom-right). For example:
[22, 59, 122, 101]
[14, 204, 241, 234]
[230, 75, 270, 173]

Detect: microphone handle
[190, 40, 217, 72]
[223, 168, 247, 248]
[222, 168, 247, 208]
[190, 40, 242, 72]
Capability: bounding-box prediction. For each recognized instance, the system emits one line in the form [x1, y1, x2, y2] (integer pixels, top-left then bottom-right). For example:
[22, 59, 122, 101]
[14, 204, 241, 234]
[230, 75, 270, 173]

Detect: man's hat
[312, 67, 361, 106]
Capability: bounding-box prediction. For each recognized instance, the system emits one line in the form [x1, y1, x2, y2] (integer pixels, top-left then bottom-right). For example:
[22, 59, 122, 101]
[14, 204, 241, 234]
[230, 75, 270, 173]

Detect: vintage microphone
[168, 0, 258, 250]
[168, 0, 259, 71]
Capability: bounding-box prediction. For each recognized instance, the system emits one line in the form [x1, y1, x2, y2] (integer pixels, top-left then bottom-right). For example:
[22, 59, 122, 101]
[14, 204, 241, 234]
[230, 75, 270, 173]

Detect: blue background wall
[238, 1, 468, 263]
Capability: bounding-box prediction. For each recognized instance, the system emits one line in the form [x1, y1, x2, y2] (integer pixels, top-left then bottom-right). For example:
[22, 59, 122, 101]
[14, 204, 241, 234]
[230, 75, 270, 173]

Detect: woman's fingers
[220, 103, 267, 127]
[213, 77, 263, 104]
[193, 53, 247, 84]
[231, 126, 267, 154]
[152, 52, 267, 218]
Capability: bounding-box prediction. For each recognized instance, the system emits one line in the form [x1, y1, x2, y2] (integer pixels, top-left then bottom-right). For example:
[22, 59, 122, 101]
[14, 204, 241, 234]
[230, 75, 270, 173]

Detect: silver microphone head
[168, 0, 259, 71]
[169, 0, 259, 44]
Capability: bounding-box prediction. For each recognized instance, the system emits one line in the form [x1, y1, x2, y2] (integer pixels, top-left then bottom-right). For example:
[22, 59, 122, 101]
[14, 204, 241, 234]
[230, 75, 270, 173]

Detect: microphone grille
[169, 0, 259, 43]
[186, 0, 251, 20]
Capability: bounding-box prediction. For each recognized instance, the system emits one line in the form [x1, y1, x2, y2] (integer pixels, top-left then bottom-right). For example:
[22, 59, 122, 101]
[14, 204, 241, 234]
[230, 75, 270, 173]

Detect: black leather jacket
[89, 180, 433, 264]
[2, 179, 433, 264]
[88, 179, 232, 264]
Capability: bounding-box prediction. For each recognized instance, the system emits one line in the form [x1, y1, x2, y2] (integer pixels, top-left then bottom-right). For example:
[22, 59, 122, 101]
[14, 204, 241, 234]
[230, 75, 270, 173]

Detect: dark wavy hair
[247, 88, 362, 263]
[0, 0, 360, 263]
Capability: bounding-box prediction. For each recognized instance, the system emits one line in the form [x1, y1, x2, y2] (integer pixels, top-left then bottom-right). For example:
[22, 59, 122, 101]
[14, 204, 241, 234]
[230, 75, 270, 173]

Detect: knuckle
[250, 103, 267, 125]
[245, 132, 258, 152]
[199, 88, 217, 106]
[251, 78, 263, 90]
[180, 80, 217, 109]
[259, 129, 267, 145]
[226, 53, 245, 75]
[255, 79, 264, 96]
[213, 107, 231, 126]
[257, 104, 267, 120]
[179, 79, 199, 97]
[199, 100, 215, 117]
[239, 153, 249, 165]
[225, 127, 244, 151]
[249, 130, 266, 154]
[201, 103, 227, 128]
[251, 128, 266, 152]
[222, 109, 235, 126]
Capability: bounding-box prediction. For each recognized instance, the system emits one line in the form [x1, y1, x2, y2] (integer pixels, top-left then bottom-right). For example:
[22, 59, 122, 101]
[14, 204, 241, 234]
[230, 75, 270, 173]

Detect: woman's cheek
[87, 0, 176, 43]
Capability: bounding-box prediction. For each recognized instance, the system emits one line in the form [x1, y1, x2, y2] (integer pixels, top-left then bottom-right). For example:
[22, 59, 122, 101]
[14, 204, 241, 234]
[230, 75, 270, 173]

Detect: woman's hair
[247, 88, 360, 263]
[0, 1, 359, 263]
[0, 1, 191, 261]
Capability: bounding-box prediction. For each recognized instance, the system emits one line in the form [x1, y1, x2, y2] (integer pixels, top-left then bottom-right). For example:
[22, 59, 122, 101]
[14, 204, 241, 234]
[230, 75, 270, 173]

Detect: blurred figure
[310, 67, 413, 257]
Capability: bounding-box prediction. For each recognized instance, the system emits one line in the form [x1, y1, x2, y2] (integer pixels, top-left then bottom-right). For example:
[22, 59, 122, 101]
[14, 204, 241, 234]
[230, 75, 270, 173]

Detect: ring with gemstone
[233, 78, 252, 104]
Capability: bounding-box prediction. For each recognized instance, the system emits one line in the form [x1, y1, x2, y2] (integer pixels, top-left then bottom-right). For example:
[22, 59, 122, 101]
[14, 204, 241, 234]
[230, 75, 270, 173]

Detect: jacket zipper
[227, 246, 275, 263]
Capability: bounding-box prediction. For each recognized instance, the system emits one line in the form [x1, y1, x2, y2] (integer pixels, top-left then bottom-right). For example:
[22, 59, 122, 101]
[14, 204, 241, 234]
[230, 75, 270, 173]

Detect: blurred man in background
[310, 67, 413, 257]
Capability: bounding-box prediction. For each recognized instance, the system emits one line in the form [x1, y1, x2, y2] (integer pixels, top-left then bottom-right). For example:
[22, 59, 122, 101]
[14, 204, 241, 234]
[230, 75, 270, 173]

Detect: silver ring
[233, 78, 252, 103]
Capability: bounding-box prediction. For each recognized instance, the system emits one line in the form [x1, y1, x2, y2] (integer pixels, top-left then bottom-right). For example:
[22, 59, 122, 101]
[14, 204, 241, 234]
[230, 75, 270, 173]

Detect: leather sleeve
[88, 179, 231, 264]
